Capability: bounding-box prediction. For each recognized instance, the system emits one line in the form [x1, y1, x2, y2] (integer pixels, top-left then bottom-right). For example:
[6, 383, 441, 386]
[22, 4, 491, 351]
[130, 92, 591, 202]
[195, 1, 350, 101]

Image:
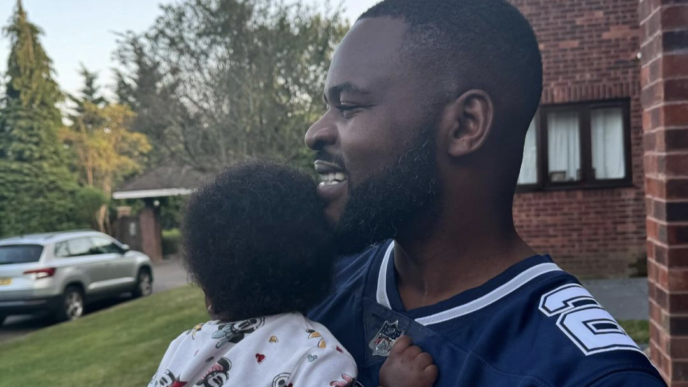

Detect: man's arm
[589, 371, 667, 387]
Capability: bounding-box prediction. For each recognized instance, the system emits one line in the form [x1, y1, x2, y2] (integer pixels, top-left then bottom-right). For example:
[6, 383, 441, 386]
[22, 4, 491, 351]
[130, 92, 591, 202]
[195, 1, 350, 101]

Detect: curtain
[547, 111, 581, 182]
[518, 120, 538, 185]
[591, 108, 625, 180]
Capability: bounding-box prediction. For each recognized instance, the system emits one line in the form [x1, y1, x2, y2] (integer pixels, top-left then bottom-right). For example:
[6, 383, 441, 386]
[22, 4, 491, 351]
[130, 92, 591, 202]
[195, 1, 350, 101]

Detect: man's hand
[379, 336, 438, 387]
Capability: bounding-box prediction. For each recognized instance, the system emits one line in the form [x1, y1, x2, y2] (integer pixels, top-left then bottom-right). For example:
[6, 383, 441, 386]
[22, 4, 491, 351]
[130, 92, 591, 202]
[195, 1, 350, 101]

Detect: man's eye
[337, 105, 361, 117]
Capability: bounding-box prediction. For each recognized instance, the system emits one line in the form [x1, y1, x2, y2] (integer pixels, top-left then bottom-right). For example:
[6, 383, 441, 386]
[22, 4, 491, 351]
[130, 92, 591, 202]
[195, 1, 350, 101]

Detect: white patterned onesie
[148, 312, 358, 387]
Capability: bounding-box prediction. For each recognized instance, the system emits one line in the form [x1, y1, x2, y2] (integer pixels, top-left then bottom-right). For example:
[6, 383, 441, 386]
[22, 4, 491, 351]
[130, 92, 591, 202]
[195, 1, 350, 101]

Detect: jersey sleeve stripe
[415, 263, 563, 326]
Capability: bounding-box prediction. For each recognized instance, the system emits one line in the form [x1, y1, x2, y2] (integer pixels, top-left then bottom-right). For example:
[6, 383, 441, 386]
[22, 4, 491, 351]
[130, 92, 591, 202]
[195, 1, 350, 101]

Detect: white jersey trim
[375, 242, 563, 326]
[375, 241, 395, 309]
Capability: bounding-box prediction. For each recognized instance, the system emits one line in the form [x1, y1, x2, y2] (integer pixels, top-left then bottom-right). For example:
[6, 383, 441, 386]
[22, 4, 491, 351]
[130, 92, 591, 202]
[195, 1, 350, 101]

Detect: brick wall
[641, 0, 688, 382]
[509, 0, 647, 278]
[139, 205, 163, 262]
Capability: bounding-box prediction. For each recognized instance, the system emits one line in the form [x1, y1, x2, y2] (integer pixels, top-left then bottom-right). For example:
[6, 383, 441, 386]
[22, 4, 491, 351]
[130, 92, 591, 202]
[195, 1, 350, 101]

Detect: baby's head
[183, 160, 334, 321]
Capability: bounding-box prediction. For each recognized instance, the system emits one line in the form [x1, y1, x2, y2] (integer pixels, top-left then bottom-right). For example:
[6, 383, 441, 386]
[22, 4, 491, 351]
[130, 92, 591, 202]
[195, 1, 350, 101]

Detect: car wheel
[133, 269, 153, 298]
[0, 315, 6, 326]
[55, 286, 85, 322]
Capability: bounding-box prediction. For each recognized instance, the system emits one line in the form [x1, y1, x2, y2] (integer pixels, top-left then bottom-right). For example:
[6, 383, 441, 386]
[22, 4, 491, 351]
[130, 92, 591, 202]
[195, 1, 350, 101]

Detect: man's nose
[305, 115, 338, 150]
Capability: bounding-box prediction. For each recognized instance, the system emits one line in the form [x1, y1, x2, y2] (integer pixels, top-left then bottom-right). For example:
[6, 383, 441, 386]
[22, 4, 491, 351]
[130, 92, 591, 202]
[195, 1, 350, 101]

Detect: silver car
[0, 230, 153, 324]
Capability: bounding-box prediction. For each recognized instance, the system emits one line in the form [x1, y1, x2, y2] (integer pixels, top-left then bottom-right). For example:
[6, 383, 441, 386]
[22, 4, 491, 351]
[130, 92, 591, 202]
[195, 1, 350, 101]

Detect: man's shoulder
[460, 270, 663, 387]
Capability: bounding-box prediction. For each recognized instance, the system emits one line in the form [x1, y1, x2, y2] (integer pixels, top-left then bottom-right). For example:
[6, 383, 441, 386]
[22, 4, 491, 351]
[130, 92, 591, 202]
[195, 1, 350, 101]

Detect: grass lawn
[619, 320, 650, 345]
[0, 285, 207, 387]
[0, 285, 651, 386]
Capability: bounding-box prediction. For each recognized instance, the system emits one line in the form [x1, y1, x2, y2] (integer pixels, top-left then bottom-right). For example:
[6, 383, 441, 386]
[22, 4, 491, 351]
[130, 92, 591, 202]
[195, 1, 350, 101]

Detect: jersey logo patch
[539, 284, 641, 356]
[368, 320, 404, 357]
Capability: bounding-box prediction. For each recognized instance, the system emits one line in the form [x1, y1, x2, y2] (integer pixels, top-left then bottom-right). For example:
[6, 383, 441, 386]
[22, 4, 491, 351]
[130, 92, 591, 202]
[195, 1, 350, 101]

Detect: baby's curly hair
[182, 160, 334, 321]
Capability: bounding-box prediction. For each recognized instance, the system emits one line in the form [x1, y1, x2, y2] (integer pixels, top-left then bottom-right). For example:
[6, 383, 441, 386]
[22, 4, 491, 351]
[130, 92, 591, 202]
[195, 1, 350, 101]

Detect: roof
[113, 161, 214, 200]
[0, 230, 106, 245]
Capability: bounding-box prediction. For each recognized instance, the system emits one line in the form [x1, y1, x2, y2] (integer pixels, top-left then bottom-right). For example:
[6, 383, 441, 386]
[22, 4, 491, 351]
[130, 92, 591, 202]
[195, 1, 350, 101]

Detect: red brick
[669, 315, 688, 336]
[666, 154, 688, 176]
[667, 80, 688, 102]
[649, 218, 661, 240]
[667, 179, 688, 200]
[670, 269, 688, 290]
[667, 246, 688, 268]
[643, 80, 664, 107]
[666, 223, 688, 244]
[664, 55, 688, 78]
[665, 129, 688, 151]
[662, 5, 688, 30]
[669, 293, 688, 313]
[646, 131, 659, 151]
[665, 104, 688, 127]
[673, 361, 688, 381]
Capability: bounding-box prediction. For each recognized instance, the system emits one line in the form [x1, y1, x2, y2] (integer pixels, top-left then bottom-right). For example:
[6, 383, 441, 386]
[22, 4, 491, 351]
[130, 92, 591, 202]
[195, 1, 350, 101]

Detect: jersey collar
[373, 240, 562, 326]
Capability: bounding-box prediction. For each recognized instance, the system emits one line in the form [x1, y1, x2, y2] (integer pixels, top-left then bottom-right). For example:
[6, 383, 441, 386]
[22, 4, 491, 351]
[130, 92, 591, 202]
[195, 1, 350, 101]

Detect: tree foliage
[0, 0, 80, 237]
[62, 69, 151, 197]
[60, 68, 151, 232]
[115, 0, 348, 172]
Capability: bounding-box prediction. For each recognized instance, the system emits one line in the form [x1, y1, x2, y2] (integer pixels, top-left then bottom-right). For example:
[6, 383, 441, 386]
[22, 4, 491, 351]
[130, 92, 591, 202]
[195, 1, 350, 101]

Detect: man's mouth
[314, 160, 348, 186]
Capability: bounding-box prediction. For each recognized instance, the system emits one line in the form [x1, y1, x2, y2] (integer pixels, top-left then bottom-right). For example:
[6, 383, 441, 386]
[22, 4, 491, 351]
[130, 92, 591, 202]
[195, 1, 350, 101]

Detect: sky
[0, 0, 378, 99]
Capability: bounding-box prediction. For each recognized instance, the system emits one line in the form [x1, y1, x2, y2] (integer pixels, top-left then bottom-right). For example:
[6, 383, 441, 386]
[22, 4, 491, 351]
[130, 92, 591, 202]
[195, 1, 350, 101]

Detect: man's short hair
[360, 0, 543, 128]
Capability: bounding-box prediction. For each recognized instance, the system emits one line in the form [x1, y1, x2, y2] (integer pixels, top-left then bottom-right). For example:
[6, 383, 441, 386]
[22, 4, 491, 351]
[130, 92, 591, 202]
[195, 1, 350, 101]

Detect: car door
[53, 237, 115, 295]
[89, 236, 136, 290]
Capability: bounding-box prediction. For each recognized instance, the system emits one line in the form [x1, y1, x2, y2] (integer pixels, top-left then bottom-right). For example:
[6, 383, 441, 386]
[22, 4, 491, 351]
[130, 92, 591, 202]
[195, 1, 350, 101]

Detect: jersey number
[539, 284, 641, 356]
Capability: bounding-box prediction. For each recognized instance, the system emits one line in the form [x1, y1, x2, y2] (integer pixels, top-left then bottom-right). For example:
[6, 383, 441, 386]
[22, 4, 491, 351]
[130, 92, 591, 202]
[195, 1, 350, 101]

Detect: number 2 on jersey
[539, 284, 641, 356]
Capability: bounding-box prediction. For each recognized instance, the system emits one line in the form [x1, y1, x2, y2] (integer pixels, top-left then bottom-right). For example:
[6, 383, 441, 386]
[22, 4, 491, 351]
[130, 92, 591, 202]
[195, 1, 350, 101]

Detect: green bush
[162, 228, 181, 256]
[74, 186, 109, 229]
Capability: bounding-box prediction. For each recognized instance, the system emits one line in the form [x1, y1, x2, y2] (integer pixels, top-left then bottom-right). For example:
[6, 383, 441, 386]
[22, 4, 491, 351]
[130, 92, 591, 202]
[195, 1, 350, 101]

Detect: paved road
[581, 277, 649, 321]
[0, 258, 188, 344]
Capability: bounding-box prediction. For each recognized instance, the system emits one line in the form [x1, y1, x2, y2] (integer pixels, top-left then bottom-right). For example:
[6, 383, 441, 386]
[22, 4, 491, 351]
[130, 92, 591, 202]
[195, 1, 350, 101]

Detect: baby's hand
[379, 336, 438, 387]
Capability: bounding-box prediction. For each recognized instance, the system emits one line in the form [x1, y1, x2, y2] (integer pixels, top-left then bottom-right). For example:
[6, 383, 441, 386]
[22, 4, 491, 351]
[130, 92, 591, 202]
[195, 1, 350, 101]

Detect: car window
[0, 245, 44, 265]
[54, 241, 69, 258]
[90, 237, 123, 255]
[66, 237, 94, 257]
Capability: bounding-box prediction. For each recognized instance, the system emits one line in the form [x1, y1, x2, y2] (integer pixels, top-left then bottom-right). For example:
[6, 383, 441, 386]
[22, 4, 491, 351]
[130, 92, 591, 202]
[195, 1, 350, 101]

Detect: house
[112, 161, 213, 261]
[510, 0, 645, 278]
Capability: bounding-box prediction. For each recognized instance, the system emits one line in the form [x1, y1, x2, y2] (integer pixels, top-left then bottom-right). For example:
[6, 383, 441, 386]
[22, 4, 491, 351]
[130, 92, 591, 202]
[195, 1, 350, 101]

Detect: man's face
[305, 17, 442, 254]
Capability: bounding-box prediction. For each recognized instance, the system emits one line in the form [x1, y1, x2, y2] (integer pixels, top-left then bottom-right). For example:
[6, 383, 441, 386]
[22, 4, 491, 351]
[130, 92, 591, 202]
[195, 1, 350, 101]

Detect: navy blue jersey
[309, 240, 665, 387]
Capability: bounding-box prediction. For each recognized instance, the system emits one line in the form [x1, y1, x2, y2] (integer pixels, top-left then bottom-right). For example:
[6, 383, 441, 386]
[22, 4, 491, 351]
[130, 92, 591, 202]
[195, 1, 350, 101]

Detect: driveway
[0, 258, 188, 344]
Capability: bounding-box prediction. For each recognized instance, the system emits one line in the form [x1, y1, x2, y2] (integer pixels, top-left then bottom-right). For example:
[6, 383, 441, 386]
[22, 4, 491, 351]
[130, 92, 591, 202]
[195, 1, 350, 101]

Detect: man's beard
[334, 124, 441, 255]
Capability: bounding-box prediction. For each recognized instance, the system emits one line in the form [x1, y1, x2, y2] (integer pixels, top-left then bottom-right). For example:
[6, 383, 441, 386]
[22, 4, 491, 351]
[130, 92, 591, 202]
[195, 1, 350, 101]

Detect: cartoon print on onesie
[272, 372, 292, 387]
[195, 357, 232, 387]
[306, 329, 326, 349]
[211, 318, 265, 349]
[186, 323, 205, 340]
[150, 370, 187, 387]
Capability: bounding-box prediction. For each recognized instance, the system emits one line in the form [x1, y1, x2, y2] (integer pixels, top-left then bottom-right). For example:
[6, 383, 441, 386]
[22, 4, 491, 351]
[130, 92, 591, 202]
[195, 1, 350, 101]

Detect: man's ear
[440, 89, 494, 157]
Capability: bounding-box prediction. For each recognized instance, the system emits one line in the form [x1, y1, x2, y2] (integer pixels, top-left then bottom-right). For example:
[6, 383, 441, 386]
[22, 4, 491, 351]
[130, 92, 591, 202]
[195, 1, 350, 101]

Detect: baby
[148, 161, 438, 387]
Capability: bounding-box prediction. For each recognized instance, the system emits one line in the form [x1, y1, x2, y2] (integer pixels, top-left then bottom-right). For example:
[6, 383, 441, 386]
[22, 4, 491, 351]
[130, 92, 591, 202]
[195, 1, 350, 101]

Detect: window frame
[516, 99, 632, 192]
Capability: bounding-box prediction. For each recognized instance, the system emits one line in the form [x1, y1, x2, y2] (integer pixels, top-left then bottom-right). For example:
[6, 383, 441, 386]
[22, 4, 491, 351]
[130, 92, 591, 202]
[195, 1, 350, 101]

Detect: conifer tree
[0, 0, 80, 236]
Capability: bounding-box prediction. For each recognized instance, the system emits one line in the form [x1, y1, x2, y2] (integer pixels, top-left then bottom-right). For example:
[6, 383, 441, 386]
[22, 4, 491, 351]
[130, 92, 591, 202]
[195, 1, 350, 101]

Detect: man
[306, 0, 666, 386]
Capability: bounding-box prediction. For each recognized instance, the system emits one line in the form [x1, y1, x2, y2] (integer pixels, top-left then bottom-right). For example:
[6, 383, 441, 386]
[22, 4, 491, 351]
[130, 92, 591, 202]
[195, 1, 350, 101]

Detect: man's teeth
[319, 172, 347, 185]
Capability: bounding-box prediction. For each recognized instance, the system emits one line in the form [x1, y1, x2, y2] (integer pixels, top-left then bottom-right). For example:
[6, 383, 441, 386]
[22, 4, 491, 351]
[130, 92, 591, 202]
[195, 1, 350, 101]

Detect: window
[0, 245, 44, 264]
[55, 238, 96, 258]
[90, 237, 123, 255]
[54, 242, 69, 258]
[517, 100, 631, 190]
